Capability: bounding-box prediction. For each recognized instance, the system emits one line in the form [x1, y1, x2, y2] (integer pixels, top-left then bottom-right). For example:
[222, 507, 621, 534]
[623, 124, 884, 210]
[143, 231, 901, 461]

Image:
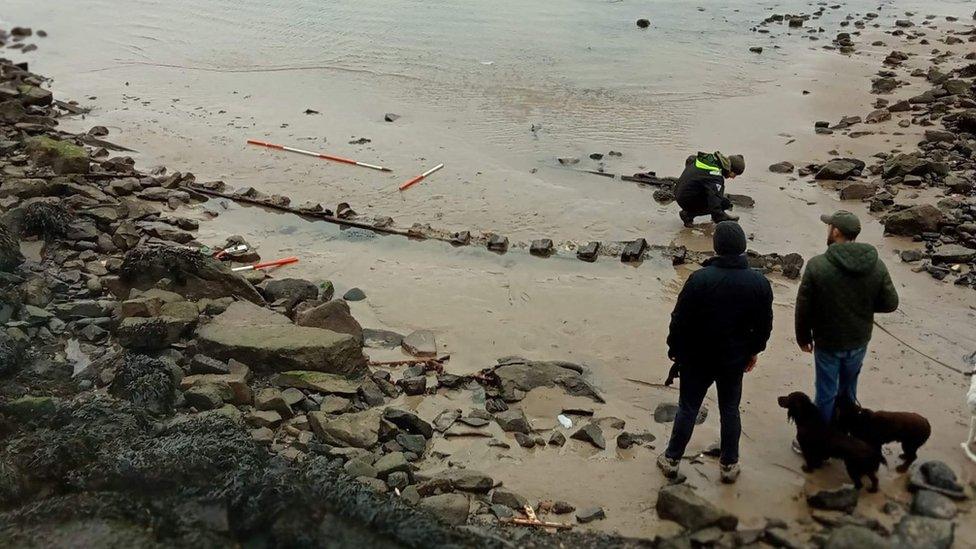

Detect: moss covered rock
[25, 136, 89, 175]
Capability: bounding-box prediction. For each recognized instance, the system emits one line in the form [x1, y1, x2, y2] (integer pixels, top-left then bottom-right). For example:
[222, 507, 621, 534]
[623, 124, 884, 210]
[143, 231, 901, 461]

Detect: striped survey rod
[246, 139, 392, 172]
[399, 163, 445, 191]
[231, 257, 299, 272]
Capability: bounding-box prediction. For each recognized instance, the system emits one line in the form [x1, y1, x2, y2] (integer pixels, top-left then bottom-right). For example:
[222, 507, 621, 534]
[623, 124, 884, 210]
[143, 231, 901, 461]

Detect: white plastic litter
[557, 414, 573, 429]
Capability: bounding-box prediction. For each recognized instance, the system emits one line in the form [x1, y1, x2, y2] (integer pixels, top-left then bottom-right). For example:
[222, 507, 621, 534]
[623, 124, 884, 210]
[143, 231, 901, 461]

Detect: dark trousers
[676, 190, 731, 220]
[664, 367, 744, 465]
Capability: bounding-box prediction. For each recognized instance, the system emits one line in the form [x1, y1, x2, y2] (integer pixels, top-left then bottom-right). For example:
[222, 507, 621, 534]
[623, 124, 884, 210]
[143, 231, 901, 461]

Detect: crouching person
[657, 221, 774, 483]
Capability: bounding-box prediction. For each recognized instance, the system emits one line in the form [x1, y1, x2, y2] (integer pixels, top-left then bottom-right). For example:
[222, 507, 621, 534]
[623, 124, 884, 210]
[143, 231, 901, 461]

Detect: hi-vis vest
[695, 157, 722, 176]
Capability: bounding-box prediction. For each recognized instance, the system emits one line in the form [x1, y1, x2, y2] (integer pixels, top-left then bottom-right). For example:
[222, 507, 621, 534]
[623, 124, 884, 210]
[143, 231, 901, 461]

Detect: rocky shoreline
[1, 12, 975, 549]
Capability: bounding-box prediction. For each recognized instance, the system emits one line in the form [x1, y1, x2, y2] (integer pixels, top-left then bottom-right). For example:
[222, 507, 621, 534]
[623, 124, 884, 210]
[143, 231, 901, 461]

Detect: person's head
[726, 154, 745, 179]
[713, 220, 747, 257]
[820, 210, 861, 246]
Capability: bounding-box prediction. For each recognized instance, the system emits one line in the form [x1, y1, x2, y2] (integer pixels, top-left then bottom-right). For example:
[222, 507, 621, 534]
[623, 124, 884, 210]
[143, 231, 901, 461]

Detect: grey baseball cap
[820, 210, 861, 238]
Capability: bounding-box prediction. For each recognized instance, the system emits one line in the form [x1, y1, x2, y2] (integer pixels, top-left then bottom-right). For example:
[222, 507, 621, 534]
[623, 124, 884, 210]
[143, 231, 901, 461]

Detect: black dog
[835, 397, 931, 473]
[778, 392, 885, 492]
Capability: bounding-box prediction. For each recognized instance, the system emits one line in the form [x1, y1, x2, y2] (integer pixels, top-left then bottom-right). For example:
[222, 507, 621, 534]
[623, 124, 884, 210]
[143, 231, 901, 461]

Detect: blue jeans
[665, 367, 743, 465]
[814, 347, 867, 423]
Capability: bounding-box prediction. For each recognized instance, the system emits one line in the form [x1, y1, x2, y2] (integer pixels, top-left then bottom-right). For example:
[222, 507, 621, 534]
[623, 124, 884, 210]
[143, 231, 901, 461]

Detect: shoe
[720, 463, 741, 484]
[679, 210, 694, 228]
[711, 212, 740, 223]
[657, 454, 680, 479]
[791, 439, 803, 455]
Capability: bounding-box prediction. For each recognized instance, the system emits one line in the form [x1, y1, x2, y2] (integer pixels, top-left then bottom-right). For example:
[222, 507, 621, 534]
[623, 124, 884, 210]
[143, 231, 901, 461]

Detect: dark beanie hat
[713, 221, 747, 256]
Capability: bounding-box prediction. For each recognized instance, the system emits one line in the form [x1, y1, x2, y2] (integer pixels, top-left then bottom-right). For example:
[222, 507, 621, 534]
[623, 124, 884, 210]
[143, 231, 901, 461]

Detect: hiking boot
[711, 211, 740, 223]
[720, 463, 741, 484]
[657, 454, 680, 479]
[679, 210, 694, 228]
[791, 439, 803, 455]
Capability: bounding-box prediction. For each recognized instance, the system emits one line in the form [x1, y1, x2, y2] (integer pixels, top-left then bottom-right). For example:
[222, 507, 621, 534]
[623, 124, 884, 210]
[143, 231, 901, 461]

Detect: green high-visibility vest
[695, 158, 720, 172]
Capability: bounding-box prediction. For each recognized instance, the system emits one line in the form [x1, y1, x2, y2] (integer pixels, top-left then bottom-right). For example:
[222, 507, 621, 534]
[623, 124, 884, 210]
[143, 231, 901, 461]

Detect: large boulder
[825, 525, 888, 549]
[25, 136, 89, 175]
[308, 407, 383, 448]
[294, 299, 363, 342]
[656, 485, 738, 532]
[195, 301, 367, 376]
[419, 493, 470, 526]
[119, 245, 264, 303]
[260, 278, 319, 303]
[0, 223, 24, 272]
[892, 515, 954, 549]
[883, 205, 944, 236]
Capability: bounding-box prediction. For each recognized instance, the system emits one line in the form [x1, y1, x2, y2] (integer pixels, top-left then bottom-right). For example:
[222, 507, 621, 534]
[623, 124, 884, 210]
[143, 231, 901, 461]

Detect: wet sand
[3, 0, 976, 541]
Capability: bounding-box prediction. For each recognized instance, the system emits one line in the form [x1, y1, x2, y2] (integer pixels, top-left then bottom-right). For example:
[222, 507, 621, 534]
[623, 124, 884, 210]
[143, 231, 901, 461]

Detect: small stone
[515, 433, 536, 448]
[576, 241, 600, 262]
[552, 501, 575, 514]
[749, 46, 763, 54]
[494, 409, 530, 434]
[549, 431, 566, 446]
[576, 507, 606, 523]
[570, 423, 606, 449]
[384, 113, 400, 122]
[399, 376, 427, 396]
[342, 287, 366, 301]
[768, 161, 794, 173]
[807, 485, 859, 513]
[636, 18, 650, 29]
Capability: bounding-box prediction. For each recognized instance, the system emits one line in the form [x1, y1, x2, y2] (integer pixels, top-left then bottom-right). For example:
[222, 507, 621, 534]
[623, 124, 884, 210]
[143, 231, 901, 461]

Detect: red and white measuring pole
[399, 163, 444, 191]
[232, 257, 299, 272]
[247, 139, 391, 172]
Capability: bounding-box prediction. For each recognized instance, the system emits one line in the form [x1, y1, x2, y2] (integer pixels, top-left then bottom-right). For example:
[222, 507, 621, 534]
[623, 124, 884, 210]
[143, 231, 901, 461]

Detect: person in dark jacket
[795, 210, 899, 425]
[658, 221, 774, 483]
[675, 151, 746, 227]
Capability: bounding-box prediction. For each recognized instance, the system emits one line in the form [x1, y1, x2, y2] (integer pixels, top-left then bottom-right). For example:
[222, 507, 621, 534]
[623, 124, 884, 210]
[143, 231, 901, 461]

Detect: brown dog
[835, 397, 931, 473]
[778, 392, 885, 492]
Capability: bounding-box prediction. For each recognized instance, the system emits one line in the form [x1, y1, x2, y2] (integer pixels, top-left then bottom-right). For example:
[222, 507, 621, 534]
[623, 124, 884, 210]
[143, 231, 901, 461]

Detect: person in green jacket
[795, 210, 899, 424]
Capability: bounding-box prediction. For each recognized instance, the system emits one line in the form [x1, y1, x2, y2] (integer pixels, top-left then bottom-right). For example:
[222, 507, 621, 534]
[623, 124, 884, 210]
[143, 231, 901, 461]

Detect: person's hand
[799, 343, 813, 353]
[745, 355, 758, 372]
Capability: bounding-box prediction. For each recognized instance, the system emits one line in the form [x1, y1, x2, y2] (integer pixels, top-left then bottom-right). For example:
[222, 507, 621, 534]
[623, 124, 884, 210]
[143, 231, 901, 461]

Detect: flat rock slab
[274, 371, 362, 396]
[656, 484, 738, 532]
[402, 329, 437, 357]
[308, 407, 383, 448]
[196, 301, 367, 376]
[492, 358, 603, 402]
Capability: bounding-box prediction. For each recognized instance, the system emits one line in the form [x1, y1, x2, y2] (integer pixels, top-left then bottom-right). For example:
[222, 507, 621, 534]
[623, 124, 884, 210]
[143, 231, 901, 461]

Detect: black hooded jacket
[667, 254, 774, 370]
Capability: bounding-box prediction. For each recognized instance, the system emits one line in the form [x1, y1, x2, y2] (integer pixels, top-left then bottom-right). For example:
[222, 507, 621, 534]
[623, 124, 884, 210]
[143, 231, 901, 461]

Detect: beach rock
[557, 157, 579, 165]
[636, 18, 650, 29]
[549, 431, 566, 446]
[872, 77, 899, 94]
[0, 224, 24, 272]
[295, 299, 363, 342]
[577, 241, 600, 262]
[491, 488, 528, 510]
[576, 507, 606, 523]
[909, 461, 966, 499]
[749, 46, 763, 54]
[420, 493, 469, 526]
[911, 490, 957, 519]
[261, 278, 319, 304]
[374, 452, 410, 479]
[865, 109, 891, 123]
[815, 158, 864, 180]
[120, 245, 264, 303]
[931, 245, 976, 264]
[621, 238, 648, 262]
[189, 354, 231, 375]
[402, 329, 437, 357]
[308, 407, 383, 448]
[839, 181, 877, 200]
[570, 423, 606, 449]
[924, 129, 955, 144]
[769, 161, 794, 174]
[344, 457, 378, 479]
[396, 433, 427, 455]
[180, 360, 253, 405]
[343, 287, 366, 301]
[530, 238, 554, 257]
[487, 234, 509, 252]
[183, 383, 229, 411]
[195, 301, 367, 375]
[25, 136, 89, 174]
[824, 525, 888, 549]
[807, 485, 858, 513]
[494, 409, 530, 434]
[273, 370, 361, 396]
[384, 113, 400, 122]
[884, 154, 933, 179]
[654, 402, 679, 423]
[384, 408, 434, 438]
[883, 205, 944, 236]
[399, 376, 427, 396]
[892, 515, 954, 549]
[116, 316, 188, 351]
[492, 359, 602, 402]
[656, 484, 738, 532]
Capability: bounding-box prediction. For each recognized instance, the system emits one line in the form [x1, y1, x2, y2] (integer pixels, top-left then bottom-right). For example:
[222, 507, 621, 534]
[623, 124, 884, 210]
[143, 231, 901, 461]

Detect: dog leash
[873, 320, 972, 376]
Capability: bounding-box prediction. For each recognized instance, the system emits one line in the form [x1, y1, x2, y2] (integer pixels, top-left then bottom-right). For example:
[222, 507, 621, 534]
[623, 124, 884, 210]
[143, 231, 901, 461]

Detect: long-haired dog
[778, 392, 885, 492]
[835, 397, 931, 473]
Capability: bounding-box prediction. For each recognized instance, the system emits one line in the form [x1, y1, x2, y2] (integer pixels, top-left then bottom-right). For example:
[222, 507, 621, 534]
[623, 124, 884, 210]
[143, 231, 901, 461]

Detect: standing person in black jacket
[657, 221, 774, 483]
[675, 151, 746, 227]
